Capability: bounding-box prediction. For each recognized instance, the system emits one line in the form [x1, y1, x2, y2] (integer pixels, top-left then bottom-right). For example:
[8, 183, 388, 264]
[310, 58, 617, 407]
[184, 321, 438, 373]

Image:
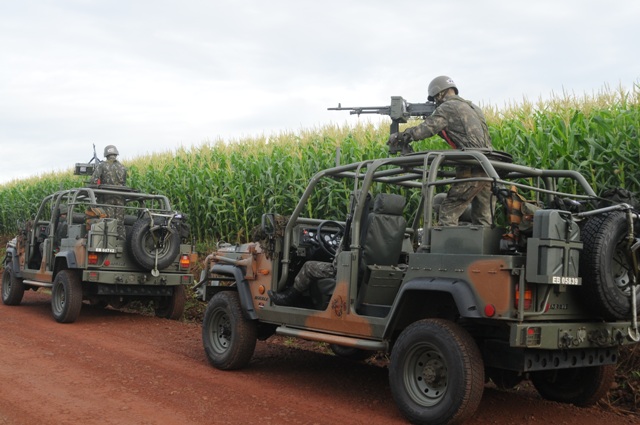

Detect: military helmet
[104, 145, 119, 157]
[427, 75, 458, 101]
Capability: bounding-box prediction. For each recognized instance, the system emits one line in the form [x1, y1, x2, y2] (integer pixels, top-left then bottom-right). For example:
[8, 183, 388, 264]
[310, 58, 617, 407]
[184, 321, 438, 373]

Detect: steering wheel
[316, 220, 345, 257]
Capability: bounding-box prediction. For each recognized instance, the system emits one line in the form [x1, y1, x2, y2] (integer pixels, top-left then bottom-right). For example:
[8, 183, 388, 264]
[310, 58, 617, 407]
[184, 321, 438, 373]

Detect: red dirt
[0, 290, 638, 425]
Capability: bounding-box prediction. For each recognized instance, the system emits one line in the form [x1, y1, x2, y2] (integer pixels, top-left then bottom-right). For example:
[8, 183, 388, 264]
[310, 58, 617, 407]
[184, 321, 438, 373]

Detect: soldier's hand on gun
[387, 131, 414, 155]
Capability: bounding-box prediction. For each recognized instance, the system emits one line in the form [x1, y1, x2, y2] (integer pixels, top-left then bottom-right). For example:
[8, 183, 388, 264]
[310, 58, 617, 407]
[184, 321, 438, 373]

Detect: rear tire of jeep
[329, 344, 372, 361]
[128, 218, 181, 271]
[389, 319, 484, 425]
[530, 364, 615, 406]
[154, 285, 186, 320]
[51, 270, 83, 324]
[202, 291, 257, 370]
[580, 211, 640, 320]
[2, 263, 25, 306]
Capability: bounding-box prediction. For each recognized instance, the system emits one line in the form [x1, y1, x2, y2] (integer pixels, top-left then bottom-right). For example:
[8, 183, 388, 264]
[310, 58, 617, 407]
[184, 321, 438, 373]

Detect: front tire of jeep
[389, 319, 484, 425]
[128, 217, 181, 271]
[202, 291, 257, 370]
[530, 364, 615, 406]
[51, 270, 83, 323]
[580, 211, 640, 320]
[2, 263, 25, 306]
[154, 285, 186, 320]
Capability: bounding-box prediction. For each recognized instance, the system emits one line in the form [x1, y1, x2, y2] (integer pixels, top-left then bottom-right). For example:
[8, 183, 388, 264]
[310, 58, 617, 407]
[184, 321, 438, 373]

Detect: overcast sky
[1, 0, 638, 184]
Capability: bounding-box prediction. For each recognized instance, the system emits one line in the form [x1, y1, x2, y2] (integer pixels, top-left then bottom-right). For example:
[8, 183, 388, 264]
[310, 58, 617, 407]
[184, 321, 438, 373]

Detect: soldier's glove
[387, 131, 414, 155]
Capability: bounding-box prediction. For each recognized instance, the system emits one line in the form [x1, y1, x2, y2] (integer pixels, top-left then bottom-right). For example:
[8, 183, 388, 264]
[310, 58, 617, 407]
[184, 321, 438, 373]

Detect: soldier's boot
[268, 287, 301, 306]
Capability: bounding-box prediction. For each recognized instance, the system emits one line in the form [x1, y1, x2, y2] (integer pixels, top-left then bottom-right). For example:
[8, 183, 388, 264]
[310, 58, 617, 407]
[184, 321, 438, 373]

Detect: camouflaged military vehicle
[195, 149, 640, 425]
[2, 184, 195, 323]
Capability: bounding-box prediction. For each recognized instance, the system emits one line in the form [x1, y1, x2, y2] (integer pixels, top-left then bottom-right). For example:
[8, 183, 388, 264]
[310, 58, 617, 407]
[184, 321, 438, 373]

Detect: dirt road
[0, 290, 637, 425]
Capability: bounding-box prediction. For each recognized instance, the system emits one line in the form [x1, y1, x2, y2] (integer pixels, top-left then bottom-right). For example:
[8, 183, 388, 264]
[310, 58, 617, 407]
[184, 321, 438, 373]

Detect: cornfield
[1, 84, 638, 248]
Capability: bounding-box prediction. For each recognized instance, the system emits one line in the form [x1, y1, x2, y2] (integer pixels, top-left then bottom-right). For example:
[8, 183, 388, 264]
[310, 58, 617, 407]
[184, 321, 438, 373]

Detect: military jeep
[2, 185, 195, 323]
[195, 149, 639, 424]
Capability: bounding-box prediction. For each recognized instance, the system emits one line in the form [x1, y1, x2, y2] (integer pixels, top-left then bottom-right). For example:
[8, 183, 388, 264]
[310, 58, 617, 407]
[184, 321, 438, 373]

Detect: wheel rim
[404, 343, 448, 407]
[52, 284, 66, 312]
[613, 240, 632, 295]
[207, 309, 232, 354]
[143, 229, 172, 257]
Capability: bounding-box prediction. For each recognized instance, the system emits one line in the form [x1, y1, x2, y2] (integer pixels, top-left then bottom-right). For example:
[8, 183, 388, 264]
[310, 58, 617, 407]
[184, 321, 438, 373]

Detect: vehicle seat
[356, 193, 407, 316]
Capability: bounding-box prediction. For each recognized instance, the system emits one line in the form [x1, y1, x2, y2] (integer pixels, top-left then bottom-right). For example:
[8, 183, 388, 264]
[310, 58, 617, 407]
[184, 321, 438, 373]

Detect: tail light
[88, 253, 99, 265]
[179, 254, 190, 270]
[515, 283, 533, 310]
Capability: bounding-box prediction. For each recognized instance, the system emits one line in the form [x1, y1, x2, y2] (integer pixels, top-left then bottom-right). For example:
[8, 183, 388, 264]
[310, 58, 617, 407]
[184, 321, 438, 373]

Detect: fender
[4, 246, 22, 277]
[55, 250, 77, 270]
[211, 264, 258, 320]
[383, 276, 481, 339]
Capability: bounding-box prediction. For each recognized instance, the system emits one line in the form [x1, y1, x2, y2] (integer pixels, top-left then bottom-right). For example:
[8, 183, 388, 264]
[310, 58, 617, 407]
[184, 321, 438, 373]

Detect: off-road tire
[128, 217, 181, 271]
[2, 263, 25, 306]
[202, 291, 257, 370]
[51, 270, 83, 323]
[154, 285, 186, 320]
[389, 319, 484, 425]
[530, 364, 615, 406]
[580, 211, 640, 320]
[329, 344, 372, 361]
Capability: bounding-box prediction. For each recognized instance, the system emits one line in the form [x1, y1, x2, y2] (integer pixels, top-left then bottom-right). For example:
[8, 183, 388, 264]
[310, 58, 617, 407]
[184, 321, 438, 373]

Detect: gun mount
[328, 96, 436, 134]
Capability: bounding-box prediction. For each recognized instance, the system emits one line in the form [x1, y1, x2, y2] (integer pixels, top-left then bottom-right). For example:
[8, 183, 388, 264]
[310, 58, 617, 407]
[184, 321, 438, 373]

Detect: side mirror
[261, 213, 276, 236]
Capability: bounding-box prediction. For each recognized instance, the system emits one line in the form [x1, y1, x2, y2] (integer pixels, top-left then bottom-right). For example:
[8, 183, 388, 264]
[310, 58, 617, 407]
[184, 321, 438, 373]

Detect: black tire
[128, 217, 181, 270]
[51, 270, 83, 323]
[202, 291, 257, 370]
[154, 285, 186, 320]
[389, 319, 484, 425]
[530, 364, 615, 406]
[2, 263, 25, 306]
[329, 344, 372, 361]
[580, 211, 640, 320]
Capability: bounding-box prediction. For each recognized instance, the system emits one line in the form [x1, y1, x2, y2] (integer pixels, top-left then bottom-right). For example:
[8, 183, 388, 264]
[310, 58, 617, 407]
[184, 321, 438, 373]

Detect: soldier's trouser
[293, 261, 336, 293]
[438, 181, 494, 226]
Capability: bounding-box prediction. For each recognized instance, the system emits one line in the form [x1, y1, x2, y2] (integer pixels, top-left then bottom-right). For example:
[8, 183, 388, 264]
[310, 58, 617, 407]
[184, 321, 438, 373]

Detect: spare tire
[128, 217, 181, 270]
[580, 211, 640, 320]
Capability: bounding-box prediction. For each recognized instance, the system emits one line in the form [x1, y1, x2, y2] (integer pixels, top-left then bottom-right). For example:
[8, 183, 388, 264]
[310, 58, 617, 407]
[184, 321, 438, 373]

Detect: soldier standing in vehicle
[387, 76, 494, 226]
[91, 145, 127, 238]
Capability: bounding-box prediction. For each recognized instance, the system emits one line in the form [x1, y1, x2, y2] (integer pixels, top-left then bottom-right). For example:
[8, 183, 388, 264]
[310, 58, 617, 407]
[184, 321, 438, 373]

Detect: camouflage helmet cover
[104, 145, 119, 157]
[427, 76, 458, 101]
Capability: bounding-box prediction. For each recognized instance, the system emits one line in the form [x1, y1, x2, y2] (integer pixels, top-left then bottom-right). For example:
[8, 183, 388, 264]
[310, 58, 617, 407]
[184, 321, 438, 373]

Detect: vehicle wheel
[2, 263, 25, 306]
[128, 217, 181, 270]
[202, 291, 257, 370]
[530, 364, 615, 406]
[154, 285, 186, 320]
[389, 319, 484, 425]
[329, 344, 372, 361]
[580, 211, 640, 320]
[51, 270, 83, 323]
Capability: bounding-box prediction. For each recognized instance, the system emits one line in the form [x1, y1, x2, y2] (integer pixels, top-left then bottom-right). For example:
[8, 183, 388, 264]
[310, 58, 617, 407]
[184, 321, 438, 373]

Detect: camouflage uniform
[292, 260, 336, 293]
[404, 93, 494, 226]
[91, 158, 127, 237]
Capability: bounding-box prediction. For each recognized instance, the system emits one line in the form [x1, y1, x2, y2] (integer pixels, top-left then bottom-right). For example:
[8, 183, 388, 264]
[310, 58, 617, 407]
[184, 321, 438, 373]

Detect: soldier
[268, 260, 335, 306]
[387, 76, 494, 226]
[91, 145, 127, 238]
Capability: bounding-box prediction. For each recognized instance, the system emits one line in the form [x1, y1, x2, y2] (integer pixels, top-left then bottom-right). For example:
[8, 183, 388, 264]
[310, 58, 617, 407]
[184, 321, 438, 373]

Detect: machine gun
[74, 143, 102, 176]
[328, 96, 436, 134]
